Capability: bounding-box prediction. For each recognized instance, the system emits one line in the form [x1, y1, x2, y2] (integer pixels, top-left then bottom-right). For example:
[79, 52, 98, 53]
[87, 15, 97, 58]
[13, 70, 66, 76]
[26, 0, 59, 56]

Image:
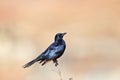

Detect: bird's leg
[41, 60, 47, 66]
[53, 59, 58, 67]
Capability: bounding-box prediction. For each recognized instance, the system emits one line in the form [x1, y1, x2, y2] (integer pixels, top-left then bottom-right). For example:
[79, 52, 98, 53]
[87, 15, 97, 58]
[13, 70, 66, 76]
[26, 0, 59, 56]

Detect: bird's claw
[53, 59, 59, 67]
[55, 62, 58, 66]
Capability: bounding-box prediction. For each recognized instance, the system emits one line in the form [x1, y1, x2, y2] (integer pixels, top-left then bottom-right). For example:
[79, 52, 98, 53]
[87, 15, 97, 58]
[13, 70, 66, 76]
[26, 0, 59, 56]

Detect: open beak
[62, 32, 67, 36]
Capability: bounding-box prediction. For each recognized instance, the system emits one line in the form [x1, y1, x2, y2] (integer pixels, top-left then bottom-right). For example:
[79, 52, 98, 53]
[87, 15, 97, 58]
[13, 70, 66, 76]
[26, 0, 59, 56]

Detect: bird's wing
[46, 44, 65, 60]
[39, 41, 65, 60]
[35, 42, 56, 60]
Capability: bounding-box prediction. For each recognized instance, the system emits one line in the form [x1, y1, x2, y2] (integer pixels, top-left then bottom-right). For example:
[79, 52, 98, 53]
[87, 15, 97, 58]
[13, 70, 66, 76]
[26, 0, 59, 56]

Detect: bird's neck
[55, 39, 63, 43]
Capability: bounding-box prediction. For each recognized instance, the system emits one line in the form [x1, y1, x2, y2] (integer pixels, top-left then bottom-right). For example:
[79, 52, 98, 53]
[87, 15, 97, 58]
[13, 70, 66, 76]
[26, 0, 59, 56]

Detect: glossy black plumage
[23, 33, 66, 68]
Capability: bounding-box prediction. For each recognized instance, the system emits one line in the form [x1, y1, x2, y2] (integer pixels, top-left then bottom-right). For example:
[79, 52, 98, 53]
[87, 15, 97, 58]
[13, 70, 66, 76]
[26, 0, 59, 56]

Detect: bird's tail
[23, 59, 37, 68]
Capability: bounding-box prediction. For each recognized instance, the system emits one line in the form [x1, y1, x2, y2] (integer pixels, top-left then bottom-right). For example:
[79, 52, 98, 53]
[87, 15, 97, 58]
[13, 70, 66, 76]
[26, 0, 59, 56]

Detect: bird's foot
[55, 62, 59, 67]
[53, 59, 59, 67]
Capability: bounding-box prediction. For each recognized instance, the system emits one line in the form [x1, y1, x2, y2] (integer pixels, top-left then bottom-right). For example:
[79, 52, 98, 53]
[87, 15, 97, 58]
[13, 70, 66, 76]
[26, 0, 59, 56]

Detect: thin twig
[56, 66, 63, 80]
[52, 65, 73, 80]
[52, 65, 63, 80]
[69, 78, 73, 80]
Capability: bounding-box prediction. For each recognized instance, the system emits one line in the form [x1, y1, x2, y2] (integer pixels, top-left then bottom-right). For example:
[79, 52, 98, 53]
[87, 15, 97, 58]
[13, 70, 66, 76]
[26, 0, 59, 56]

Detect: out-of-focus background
[0, 0, 120, 80]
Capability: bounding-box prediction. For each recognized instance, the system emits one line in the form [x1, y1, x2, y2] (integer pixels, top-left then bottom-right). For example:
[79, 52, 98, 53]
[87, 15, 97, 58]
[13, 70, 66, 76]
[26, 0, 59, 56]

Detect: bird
[23, 32, 67, 68]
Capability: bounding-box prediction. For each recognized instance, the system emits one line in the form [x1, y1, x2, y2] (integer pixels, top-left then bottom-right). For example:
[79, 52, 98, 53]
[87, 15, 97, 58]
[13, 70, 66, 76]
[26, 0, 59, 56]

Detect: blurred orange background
[0, 0, 120, 80]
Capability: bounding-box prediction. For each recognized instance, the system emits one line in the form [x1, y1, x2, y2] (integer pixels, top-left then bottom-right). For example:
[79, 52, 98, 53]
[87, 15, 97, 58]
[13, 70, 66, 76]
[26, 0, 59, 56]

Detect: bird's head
[55, 32, 67, 41]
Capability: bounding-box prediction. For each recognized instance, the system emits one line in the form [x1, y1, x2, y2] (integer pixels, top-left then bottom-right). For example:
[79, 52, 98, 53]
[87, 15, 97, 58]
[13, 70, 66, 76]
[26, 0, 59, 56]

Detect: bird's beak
[62, 32, 67, 36]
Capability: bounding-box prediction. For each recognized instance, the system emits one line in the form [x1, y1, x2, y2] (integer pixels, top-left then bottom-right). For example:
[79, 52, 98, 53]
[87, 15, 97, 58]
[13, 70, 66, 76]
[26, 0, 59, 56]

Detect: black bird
[23, 32, 66, 68]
